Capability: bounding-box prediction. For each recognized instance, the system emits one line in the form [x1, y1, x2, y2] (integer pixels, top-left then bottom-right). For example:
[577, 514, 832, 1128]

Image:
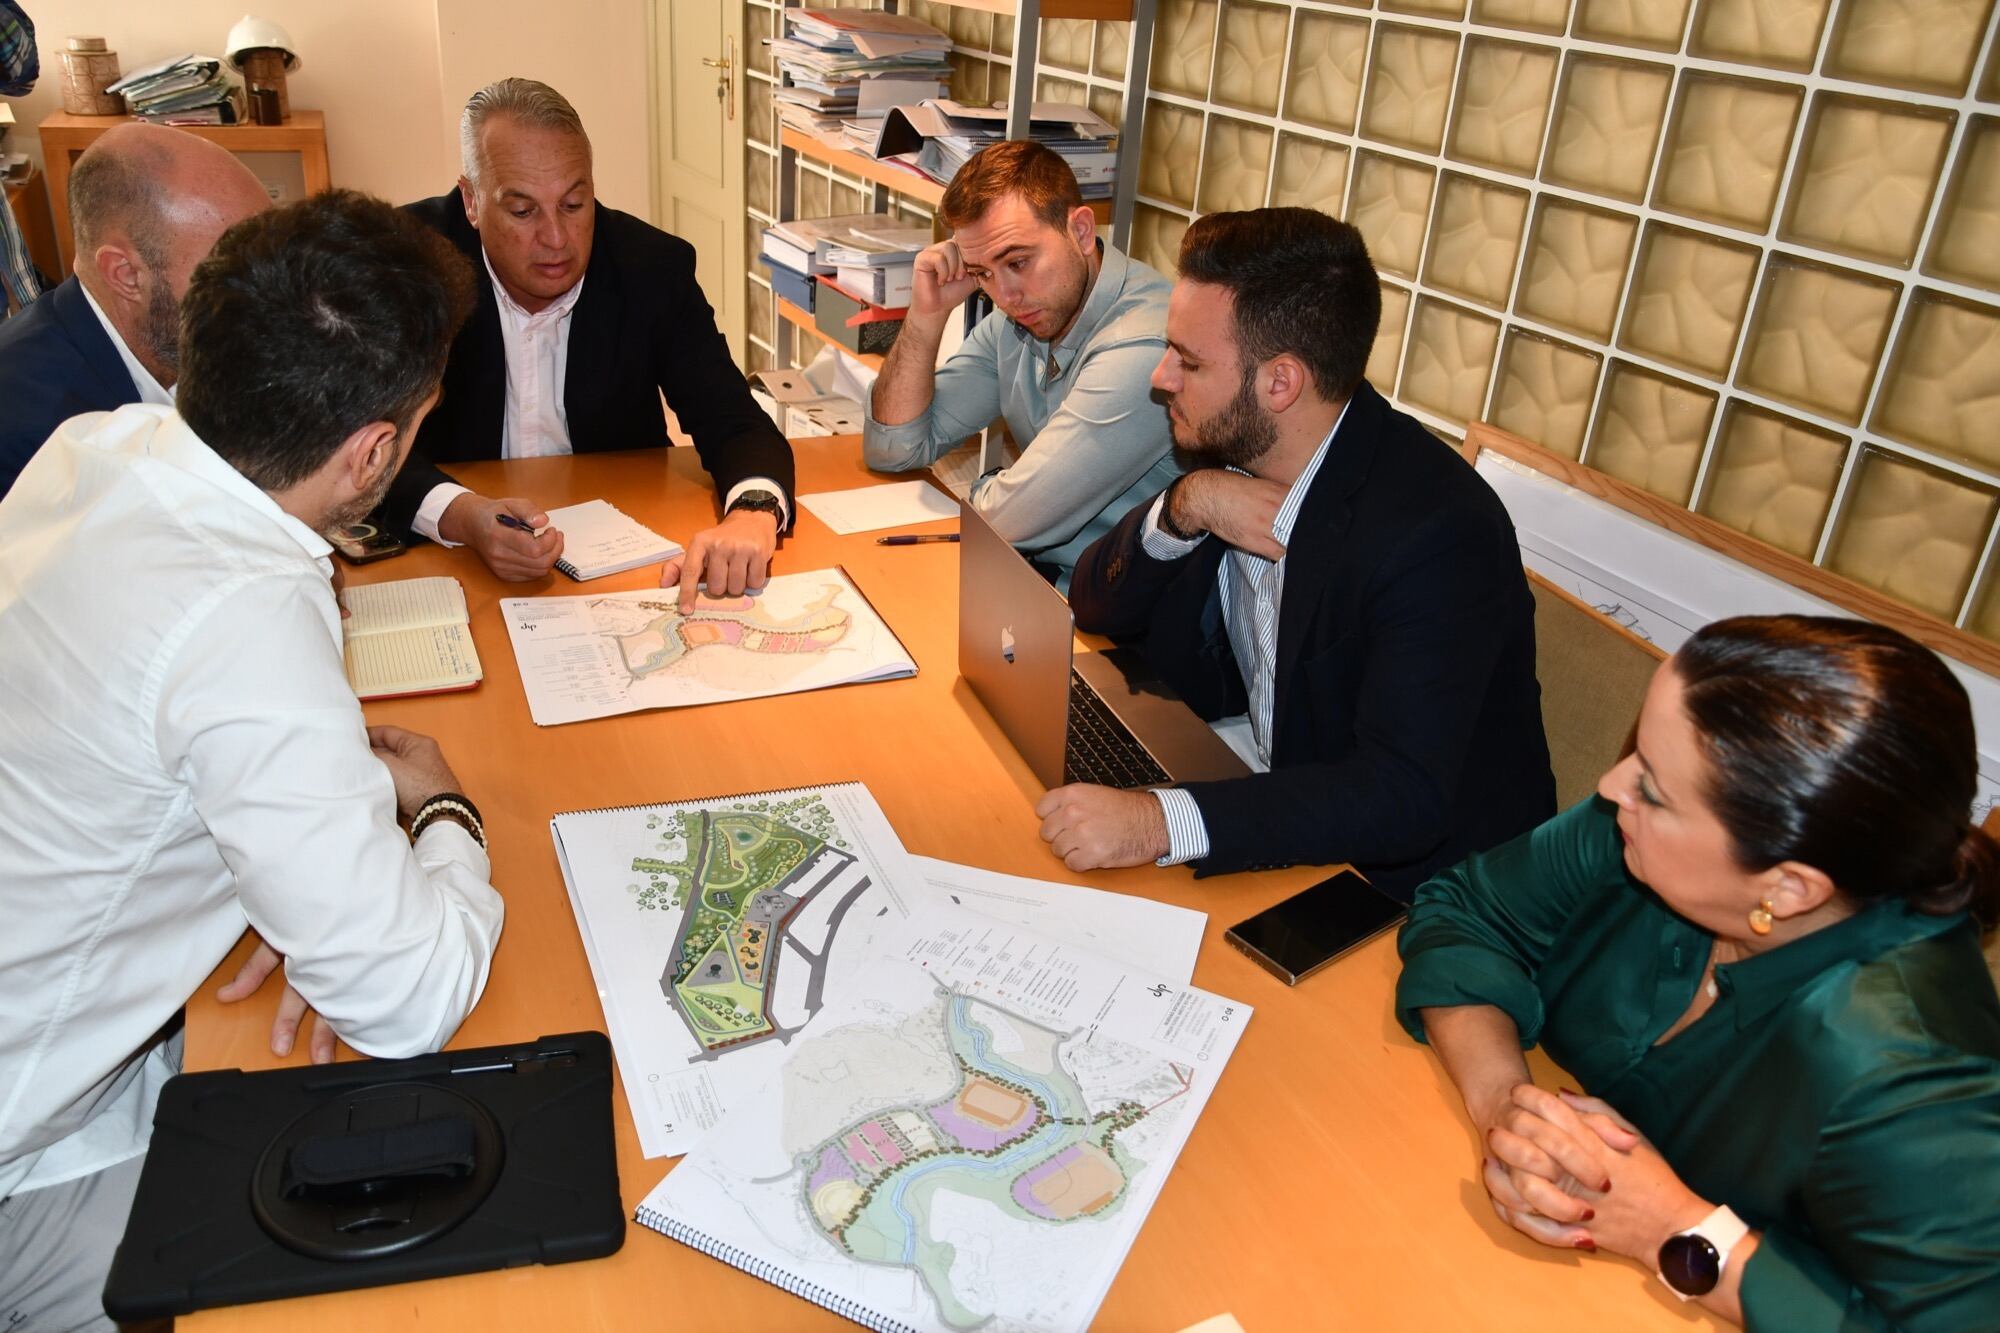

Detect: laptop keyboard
[1065, 671, 1171, 789]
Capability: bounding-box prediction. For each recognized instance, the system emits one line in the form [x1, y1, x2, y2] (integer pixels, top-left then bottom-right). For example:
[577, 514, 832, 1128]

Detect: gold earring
[1748, 900, 1774, 936]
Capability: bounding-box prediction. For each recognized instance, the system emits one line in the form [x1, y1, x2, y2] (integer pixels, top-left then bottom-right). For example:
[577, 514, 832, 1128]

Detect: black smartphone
[1224, 869, 1407, 986]
[330, 520, 406, 564]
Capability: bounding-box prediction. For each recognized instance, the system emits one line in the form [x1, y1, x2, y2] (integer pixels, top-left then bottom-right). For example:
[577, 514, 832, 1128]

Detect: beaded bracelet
[410, 792, 487, 850]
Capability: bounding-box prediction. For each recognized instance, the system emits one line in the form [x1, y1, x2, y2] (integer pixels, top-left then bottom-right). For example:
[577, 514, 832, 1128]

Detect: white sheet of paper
[908, 855, 1207, 984]
[798, 478, 957, 534]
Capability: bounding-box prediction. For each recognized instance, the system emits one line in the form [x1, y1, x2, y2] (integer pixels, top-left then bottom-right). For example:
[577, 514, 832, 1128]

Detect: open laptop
[957, 500, 1250, 790]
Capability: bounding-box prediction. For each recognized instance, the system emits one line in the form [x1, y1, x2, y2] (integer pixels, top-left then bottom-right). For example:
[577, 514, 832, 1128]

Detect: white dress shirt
[412, 252, 786, 543]
[0, 405, 505, 1200]
[1140, 403, 1349, 865]
[78, 280, 173, 406]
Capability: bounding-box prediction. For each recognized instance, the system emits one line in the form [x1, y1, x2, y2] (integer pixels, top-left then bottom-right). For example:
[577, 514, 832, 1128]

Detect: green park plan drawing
[629, 793, 873, 1060]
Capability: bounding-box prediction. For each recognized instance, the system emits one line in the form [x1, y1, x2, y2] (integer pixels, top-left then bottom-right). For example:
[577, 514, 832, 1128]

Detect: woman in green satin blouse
[1395, 615, 1999, 1330]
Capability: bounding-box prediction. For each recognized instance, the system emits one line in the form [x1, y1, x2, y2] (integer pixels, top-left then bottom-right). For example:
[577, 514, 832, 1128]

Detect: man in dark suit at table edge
[1037, 208, 1556, 899]
[0, 122, 268, 496]
[383, 77, 794, 611]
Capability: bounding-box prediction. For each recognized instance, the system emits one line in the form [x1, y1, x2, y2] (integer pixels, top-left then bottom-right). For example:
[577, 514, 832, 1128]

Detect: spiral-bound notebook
[544, 499, 683, 580]
[635, 905, 1250, 1332]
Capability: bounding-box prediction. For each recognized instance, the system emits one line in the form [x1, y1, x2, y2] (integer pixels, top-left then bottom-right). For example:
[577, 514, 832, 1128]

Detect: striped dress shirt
[1138, 405, 1347, 865]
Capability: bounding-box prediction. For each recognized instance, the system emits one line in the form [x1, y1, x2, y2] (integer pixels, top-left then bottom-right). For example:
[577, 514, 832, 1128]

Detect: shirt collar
[149, 409, 334, 562]
[1268, 396, 1352, 548]
[482, 247, 585, 322]
[1043, 240, 1124, 378]
[1716, 898, 1968, 1028]
[77, 279, 174, 406]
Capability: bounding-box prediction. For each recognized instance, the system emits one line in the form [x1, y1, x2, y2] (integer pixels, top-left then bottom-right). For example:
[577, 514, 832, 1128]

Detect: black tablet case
[103, 1030, 624, 1320]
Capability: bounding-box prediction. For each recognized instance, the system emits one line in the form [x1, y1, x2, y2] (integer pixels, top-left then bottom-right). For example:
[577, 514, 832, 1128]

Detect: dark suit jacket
[379, 190, 794, 535]
[1070, 382, 1555, 899]
[0, 276, 141, 496]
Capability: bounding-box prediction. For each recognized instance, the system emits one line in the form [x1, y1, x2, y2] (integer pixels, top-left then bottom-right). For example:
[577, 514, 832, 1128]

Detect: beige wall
[434, 0, 653, 217]
[11, 0, 454, 203]
[9, 0, 653, 216]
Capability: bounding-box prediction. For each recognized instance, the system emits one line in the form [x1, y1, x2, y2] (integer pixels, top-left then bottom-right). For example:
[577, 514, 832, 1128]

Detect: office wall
[9, 0, 453, 202]
[747, 0, 2000, 650]
[432, 0, 653, 215]
[8, 1, 653, 216]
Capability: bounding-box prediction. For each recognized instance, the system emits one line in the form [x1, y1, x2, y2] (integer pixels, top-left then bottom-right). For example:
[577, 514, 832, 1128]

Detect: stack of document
[106, 54, 242, 124]
[761, 212, 929, 310]
[823, 224, 926, 308]
[871, 99, 1120, 199]
[771, 7, 949, 141]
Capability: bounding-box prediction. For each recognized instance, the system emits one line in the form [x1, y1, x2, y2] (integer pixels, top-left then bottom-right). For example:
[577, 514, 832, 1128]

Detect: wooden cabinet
[37, 110, 330, 270]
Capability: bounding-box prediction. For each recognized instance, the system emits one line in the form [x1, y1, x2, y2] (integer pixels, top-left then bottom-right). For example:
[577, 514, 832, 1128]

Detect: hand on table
[1035, 784, 1170, 870]
[661, 506, 780, 613]
[1165, 470, 1288, 561]
[368, 724, 463, 823]
[216, 938, 336, 1064]
[438, 491, 564, 581]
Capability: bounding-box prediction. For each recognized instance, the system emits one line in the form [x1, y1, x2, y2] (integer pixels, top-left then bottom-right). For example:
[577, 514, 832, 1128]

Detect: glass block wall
[742, 0, 2000, 643]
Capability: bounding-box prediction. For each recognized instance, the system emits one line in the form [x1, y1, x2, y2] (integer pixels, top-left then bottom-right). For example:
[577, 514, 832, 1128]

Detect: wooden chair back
[1524, 572, 1667, 810]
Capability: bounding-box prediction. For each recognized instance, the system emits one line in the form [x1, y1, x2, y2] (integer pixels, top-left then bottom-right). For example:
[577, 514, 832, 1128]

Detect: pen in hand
[496, 512, 545, 539]
[877, 533, 960, 546]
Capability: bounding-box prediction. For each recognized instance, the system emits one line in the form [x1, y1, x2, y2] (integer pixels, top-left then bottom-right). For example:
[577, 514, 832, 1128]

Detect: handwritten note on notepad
[798, 479, 957, 534]
[546, 499, 684, 580]
[339, 576, 482, 699]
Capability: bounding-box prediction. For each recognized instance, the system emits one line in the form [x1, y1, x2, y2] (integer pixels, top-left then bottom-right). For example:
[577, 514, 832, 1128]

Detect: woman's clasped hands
[1478, 1084, 1714, 1265]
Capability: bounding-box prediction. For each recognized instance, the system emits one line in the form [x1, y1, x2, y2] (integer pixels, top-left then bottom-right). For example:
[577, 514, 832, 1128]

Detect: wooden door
[653, 0, 746, 359]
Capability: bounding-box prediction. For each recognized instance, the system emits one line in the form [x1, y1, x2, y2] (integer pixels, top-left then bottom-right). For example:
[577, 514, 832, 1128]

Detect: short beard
[1178, 367, 1277, 471]
[319, 435, 404, 538]
[142, 277, 181, 380]
[1015, 236, 1092, 341]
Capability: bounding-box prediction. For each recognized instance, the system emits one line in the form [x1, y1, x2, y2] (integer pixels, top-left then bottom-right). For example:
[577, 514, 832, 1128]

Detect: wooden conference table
[183, 439, 1715, 1332]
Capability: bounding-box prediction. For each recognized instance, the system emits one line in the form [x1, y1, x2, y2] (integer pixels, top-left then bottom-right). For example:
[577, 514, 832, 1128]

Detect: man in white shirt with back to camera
[0, 190, 504, 1332]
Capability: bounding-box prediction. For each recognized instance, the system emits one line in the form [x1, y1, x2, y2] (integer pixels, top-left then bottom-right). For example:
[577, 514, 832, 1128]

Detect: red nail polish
[1600, 1179, 1614, 1193]
[1575, 1239, 1597, 1252]
[1580, 1208, 1595, 1221]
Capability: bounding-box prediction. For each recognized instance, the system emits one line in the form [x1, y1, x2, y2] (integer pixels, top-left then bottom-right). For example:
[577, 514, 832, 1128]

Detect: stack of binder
[759, 212, 927, 315]
[868, 99, 1120, 198]
[771, 8, 949, 144]
[106, 54, 242, 125]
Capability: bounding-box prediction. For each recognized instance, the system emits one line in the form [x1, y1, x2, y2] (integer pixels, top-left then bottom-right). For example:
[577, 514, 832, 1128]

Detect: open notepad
[546, 499, 683, 580]
[339, 577, 482, 700]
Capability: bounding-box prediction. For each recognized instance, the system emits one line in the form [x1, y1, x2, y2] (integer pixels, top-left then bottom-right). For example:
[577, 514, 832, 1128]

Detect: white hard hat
[224, 15, 301, 71]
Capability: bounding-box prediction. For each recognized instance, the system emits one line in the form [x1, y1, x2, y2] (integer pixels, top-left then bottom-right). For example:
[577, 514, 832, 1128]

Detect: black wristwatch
[726, 487, 785, 528]
[1657, 1205, 1749, 1299]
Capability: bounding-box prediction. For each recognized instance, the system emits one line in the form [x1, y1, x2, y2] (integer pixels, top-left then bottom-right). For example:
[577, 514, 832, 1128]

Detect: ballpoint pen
[496, 513, 546, 538]
[877, 534, 961, 545]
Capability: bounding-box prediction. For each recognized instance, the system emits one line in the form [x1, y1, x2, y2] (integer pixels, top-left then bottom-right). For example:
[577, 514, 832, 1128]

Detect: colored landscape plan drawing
[552, 783, 921, 1158]
[501, 568, 915, 725]
[639, 908, 1250, 1332]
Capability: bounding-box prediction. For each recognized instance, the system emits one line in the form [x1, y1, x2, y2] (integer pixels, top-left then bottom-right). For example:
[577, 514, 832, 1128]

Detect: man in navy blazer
[380, 78, 794, 612]
[1038, 209, 1554, 899]
[0, 124, 267, 496]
